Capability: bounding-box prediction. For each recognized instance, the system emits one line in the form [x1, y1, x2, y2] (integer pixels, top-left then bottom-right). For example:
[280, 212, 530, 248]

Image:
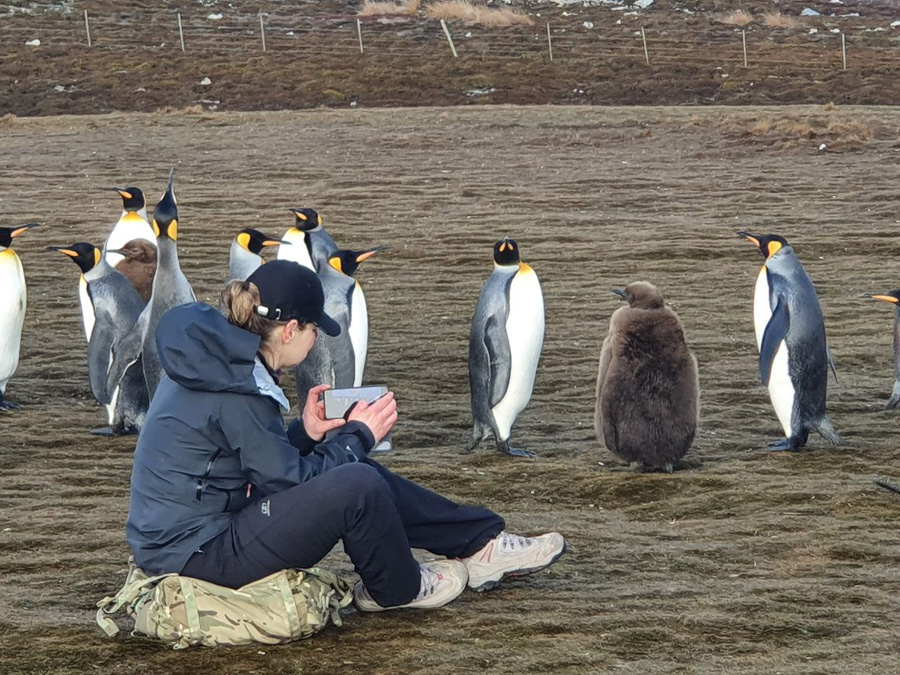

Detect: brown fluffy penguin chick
[594, 281, 699, 473]
[113, 239, 157, 303]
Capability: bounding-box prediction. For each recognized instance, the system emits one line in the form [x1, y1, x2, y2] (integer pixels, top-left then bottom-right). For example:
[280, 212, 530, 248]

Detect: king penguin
[228, 228, 285, 282]
[739, 231, 842, 451]
[0, 223, 38, 411]
[595, 282, 699, 472]
[278, 208, 337, 272]
[327, 247, 383, 386]
[47, 242, 147, 434]
[863, 290, 900, 408]
[110, 169, 196, 403]
[104, 187, 157, 267]
[466, 237, 545, 458]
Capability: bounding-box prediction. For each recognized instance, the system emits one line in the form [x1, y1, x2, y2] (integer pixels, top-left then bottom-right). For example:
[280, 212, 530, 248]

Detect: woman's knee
[333, 462, 390, 500]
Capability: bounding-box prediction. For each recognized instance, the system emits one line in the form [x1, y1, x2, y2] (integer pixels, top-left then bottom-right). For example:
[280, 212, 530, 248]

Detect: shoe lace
[498, 532, 533, 553]
[417, 565, 442, 599]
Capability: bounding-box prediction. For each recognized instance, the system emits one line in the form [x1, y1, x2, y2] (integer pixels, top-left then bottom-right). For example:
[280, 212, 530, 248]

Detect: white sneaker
[354, 559, 468, 612]
[463, 531, 567, 592]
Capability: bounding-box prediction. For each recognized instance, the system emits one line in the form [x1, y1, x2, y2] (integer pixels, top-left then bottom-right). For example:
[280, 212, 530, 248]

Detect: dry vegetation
[722, 113, 873, 150]
[425, 1, 533, 27]
[763, 12, 802, 29]
[358, 0, 421, 17]
[718, 9, 754, 26]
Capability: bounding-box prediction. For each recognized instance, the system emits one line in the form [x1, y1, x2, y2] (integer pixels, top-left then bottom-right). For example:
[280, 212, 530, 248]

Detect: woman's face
[281, 321, 319, 368]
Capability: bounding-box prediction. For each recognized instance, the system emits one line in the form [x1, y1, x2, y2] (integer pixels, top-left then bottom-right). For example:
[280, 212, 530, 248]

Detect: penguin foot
[462, 435, 482, 454]
[767, 438, 802, 452]
[498, 441, 536, 459]
[90, 426, 117, 437]
[0, 399, 21, 411]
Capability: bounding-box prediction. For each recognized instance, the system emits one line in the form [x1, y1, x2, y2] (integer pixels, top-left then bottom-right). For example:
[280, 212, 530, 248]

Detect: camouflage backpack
[96, 558, 354, 649]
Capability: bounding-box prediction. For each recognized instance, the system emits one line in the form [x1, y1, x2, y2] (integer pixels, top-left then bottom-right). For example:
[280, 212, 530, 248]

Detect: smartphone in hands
[322, 385, 392, 453]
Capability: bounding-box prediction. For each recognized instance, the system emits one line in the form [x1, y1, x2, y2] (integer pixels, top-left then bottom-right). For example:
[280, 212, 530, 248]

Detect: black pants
[181, 459, 505, 607]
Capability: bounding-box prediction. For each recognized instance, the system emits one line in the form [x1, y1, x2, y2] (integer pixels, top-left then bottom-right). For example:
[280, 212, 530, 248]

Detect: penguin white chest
[79, 275, 96, 342]
[0, 250, 27, 390]
[348, 282, 368, 387]
[490, 265, 545, 438]
[277, 230, 315, 271]
[752, 266, 771, 350]
[105, 212, 156, 268]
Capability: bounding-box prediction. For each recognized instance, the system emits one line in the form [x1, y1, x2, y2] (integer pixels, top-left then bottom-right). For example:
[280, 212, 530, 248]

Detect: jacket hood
[155, 302, 289, 409]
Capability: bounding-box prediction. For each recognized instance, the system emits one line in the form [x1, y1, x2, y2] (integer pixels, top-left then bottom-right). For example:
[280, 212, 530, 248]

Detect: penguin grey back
[594, 281, 699, 471]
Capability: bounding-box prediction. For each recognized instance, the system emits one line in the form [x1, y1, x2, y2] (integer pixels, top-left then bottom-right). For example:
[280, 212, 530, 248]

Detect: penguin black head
[236, 228, 284, 256]
[328, 246, 385, 277]
[864, 290, 900, 306]
[112, 187, 146, 212]
[493, 237, 520, 266]
[289, 208, 322, 232]
[151, 169, 178, 240]
[47, 242, 101, 274]
[737, 231, 790, 259]
[0, 223, 39, 249]
[612, 281, 665, 310]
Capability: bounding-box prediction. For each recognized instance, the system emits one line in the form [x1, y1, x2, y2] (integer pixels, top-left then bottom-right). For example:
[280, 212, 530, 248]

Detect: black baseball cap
[246, 260, 341, 336]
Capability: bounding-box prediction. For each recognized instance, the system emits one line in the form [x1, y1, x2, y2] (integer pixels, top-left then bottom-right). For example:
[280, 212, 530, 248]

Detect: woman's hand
[348, 391, 397, 444]
[302, 384, 346, 442]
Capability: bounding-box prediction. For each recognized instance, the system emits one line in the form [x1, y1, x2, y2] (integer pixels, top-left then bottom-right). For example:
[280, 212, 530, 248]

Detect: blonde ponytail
[221, 280, 281, 340]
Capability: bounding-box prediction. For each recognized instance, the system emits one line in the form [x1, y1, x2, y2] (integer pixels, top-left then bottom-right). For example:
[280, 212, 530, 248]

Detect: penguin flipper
[107, 325, 143, 398]
[484, 314, 511, 408]
[87, 315, 116, 404]
[759, 297, 790, 387]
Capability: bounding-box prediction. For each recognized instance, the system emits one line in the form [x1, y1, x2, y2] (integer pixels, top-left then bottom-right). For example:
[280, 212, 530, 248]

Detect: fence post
[841, 32, 847, 70]
[177, 12, 185, 52]
[641, 26, 649, 65]
[83, 9, 92, 47]
[357, 18, 364, 54]
[259, 13, 266, 52]
[742, 29, 747, 67]
[440, 19, 458, 58]
[547, 22, 553, 61]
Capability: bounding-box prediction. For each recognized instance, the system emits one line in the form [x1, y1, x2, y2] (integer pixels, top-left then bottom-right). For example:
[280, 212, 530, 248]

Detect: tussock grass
[717, 10, 753, 26]
[722, 113, 872, 150]
[358, 0, 421, 17]
[425, 1, 533, 27]
[763, 12, 801, 29]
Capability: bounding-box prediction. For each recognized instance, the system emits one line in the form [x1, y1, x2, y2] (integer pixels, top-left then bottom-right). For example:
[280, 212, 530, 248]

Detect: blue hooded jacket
[126, 302, 375, 575]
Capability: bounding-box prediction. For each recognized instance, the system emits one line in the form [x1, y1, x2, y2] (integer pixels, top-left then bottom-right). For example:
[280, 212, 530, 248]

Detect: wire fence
[4, 9, 900, 73]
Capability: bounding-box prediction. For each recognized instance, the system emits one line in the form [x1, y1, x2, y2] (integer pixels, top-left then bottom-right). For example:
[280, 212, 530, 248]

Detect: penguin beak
[611, 289, 628, 300]
[355, 246, 385, 263]
[112, 187, 133, 200]
[737, 231, 761, 248]
[46, 246, 78, 258]
[263, 240, 286, 247]
[863, 293, 900, 305]
[11, 223, 39, 238]
[105, 248, 126, 256]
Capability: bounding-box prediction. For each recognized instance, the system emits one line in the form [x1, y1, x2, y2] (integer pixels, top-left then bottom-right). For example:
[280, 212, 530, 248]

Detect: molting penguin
[110, 170, 196, 403]
[862, 290, 900, 408]
[278, 208, 337, 272]
[594, 282, 699, 472]
[48, 242, 147, 434]
[327, 247, 383, 387]
[467, 237, 544, 458]
[108, 239, 157, 304]
[739, 231, 842, 451]
[0, 223, 38, 411]
[228, 228, 285, 282]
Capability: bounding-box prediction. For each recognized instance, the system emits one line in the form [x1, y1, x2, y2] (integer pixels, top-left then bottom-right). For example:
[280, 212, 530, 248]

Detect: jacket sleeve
[286, 417, 377, 457]
[220, 395, 374, 496]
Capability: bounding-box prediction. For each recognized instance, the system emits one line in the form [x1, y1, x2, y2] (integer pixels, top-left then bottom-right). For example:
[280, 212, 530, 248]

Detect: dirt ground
[2, 105, 900, 673]
[4, 0, 900, 115]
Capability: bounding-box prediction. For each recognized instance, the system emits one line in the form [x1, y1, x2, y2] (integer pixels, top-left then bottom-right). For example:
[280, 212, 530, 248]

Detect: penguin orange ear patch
[94, 248, 101, 267]
[151, 220, 161, 237]
[767, 241, 782, 257]
[237, 232, 251, 251]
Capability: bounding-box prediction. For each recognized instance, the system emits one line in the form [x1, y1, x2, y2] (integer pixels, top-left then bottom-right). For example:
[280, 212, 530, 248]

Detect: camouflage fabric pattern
[97, 558, 353, 649]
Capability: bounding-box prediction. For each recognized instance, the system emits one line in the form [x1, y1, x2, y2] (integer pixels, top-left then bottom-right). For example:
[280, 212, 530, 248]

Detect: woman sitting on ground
[126, 260, 566, 611]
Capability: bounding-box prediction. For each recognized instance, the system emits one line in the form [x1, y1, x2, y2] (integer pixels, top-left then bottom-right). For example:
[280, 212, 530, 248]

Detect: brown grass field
[2, 105, 900, 673]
